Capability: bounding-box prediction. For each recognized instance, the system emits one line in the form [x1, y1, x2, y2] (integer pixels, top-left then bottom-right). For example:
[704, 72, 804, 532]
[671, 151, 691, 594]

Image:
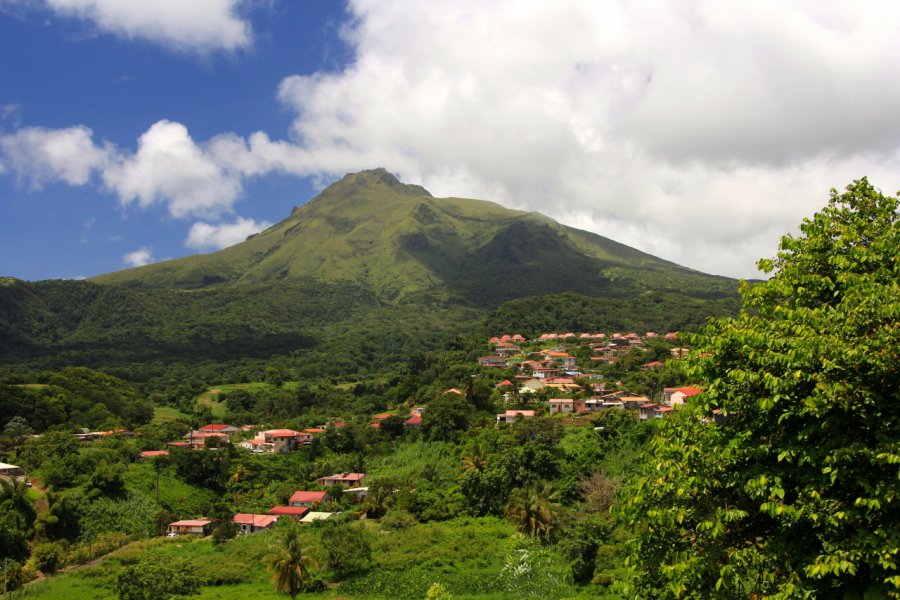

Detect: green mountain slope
[93, 169, 735, 305]
[0, 169, 739, 383]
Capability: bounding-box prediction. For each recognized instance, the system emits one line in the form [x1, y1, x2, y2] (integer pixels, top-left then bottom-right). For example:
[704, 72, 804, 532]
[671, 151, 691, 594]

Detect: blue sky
[2, 1, 900, 281]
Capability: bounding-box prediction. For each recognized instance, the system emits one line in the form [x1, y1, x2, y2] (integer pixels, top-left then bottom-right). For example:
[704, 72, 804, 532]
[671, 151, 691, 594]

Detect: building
[548, 398, 587, 414]
[268, 506, 309, 520]
[663, 386, 703, 407]
[167, 518, 211, 536]
[0, 462, 26, 483]
[316, 472, 366, 487]
[496, 409, 535, 424]
[288, 491, 329, 507]
[232, 514, 279, 534]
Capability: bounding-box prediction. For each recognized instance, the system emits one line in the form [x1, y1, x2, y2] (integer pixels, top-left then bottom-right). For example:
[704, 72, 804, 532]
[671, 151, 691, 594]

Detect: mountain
[0, 169, 740, 383]
[93, 168, 735, 306]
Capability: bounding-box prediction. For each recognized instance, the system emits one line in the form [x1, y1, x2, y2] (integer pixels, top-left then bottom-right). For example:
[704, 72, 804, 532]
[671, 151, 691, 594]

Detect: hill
[93, 168, 735, 305]
[0, 169, 739, 384]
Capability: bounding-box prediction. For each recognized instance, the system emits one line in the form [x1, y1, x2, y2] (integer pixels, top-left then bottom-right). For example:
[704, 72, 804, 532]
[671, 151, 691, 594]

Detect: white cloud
[185, 217, 272, 250]
[103, 120, 244, 218]
[270, 0, 900, 277]
[42, 0, 252, 53]
[123, 246, 155, 267]
[0, 125, 111, 187]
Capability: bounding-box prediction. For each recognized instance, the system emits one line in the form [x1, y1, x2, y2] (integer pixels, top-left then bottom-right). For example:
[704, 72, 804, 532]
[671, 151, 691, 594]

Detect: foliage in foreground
[619, 178, 900, 598]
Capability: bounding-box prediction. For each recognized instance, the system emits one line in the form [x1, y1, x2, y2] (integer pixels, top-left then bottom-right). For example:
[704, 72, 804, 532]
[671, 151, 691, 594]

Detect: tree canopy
[618, 179, 900, 598]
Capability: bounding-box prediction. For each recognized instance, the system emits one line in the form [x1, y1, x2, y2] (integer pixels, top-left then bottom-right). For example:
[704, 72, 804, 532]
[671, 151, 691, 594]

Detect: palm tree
[504, 480, 559, 540]
[264, 522, 319, 599]
[460, 443, 488, 476]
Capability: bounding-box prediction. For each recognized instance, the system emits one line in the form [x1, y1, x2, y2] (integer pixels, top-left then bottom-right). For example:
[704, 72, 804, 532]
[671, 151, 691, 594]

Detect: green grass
[368, 441, 460, 482]
[22, 517, 520, 600]
[122, 462, 214, 515]
[195, 383, 275, 419]
[152, 405, 190, 424]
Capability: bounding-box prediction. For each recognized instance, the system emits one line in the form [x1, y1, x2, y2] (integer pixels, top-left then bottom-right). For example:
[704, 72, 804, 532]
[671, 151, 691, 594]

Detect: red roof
[302, 428, 326, 434]
[169, 519, 211, 527]
[373, 413, 393, 420]
[318, 472, 365, 483]
[233, 514, 279, 527]
[668, 386, 703, 397]
[269, 506, 309, 516]
[289, 491, 328, 504]
[445, 388, 463, 395]
[140, 450, 169, 458]
[496, 379, 513, 387]
[264, 429, 299, 437]
[166, 441, 190, 447]
[199, 423, 233, 431]
[404, 414, 422, 425]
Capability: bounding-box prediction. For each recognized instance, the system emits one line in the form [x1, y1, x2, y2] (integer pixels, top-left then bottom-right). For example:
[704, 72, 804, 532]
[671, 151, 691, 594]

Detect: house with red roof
[404, 414, 422, 429]
[268, 505, 310, 520]
[167, 518, 211, 536]
[298, 428, 326, 445]
[233, 514, 279, 534]
[548, 398, 587, 414]
[496, 409, 535, 425]
[478, 356, 508, 368]
[139, 450, 169, 459]
[198, 423, 240, 434]
[316, 472, 366, 487]
[639, 403, 660, 420]
[289, 490, 329, 507]
[663, 386, 703, 407]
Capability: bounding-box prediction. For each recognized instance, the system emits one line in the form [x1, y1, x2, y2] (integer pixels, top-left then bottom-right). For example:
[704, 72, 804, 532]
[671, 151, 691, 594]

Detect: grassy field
[194, 383, 278, 419]
[21, 518, 521, 600]
[151, 405, 191, 424]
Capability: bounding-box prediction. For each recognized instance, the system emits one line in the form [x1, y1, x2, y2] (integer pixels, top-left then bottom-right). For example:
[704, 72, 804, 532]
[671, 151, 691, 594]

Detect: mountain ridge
[92, 168, 735, 306]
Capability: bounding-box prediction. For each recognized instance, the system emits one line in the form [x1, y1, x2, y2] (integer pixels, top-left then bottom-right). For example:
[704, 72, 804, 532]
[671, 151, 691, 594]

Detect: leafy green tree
[319, 521, 372, 580]
[421, 395, 473, 442]
[115, 558, 200, 600]
[618, 179, 900, 598]
[264, 521, 319, 599]
[2, 416, 33, 446]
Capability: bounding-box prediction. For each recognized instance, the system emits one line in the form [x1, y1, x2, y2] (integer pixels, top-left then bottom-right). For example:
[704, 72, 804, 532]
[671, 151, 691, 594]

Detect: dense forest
[0, 179, 897, 599]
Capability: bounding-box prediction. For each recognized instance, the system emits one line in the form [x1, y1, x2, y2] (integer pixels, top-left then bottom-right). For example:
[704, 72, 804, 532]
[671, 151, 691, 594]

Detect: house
[261, 429, 301, 453]
[139, 450, 169, 459]
[297, 428, 326, 445]
[404, 414, 422, 429]
[238, 438, 273, 453]
[543, 351, 576, 370]
[0, 462, 26, 483]
[344, 487, 368, 501]
[167, 518, 211, 536]
[289, 491, 329, 507]
[300, 512, 335, 523]
[510, 334, 527, 343]
[496, 409, 535, 424]
[233, 514, 279, 534]
[478, 356, 508, 368]
[316, 472, 366, 487]
[183, 431, 229, 449]
[268, 506, 309, 520]
[520, 379, 544, 394]
[639, 403, 659, 420]
[494, 343, 521, 357]
[198, 423, 240, 435]
[664, 386, 703, 407]
[548, 398, 587, 414]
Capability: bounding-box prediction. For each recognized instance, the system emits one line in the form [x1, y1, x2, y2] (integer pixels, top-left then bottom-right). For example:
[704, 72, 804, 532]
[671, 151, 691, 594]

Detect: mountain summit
[93, 169, 734, 306]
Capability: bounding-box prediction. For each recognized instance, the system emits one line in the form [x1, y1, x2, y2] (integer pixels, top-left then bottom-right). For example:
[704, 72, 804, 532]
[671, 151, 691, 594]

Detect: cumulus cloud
[271, 0, 900, 277]
[185, 217, 272, 250]
[103, 120, 244, 218]
[41, 0, 252, 53]
[5, 1, 900, 278]
[0, 125, 112, 188]
[123, 246, 155, 267]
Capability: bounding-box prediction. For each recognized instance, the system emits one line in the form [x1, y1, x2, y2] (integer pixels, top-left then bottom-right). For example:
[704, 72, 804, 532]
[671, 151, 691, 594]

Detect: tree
[115, 558, 200, 600]
[504, 480, 559, 540]
[264, 521, 319, 599]
[617, 179, 900, 598]
[421, 395, 472, 442]
[319, 521, 372, 580]
[2, 416, 32, 446]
